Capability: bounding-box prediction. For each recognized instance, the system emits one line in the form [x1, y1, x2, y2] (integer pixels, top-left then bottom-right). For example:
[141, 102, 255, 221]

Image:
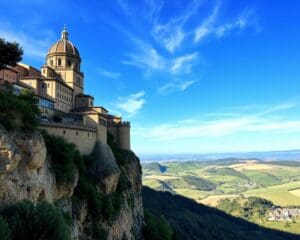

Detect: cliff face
[0, 125, 144, 240]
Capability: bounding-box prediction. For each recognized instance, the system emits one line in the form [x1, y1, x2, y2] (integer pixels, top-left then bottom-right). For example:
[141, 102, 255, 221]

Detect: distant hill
[143, 187, 300, 240]
[143, 162, 167, 173]
[141, 150, 300, 162]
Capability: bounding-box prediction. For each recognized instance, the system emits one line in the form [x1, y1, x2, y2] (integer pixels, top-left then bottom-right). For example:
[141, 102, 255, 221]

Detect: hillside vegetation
[143, 159, 300, 234]
[143, 187, 300, 240]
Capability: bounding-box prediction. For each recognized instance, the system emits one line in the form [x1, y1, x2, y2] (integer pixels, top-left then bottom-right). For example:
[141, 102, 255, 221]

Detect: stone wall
[39, 122, 96, 155]
[107, 124, 131, 151]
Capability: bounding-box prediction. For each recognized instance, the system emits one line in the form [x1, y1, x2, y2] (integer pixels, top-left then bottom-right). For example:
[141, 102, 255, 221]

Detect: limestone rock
[0, 126, 77, 205]
[88, 141, 121, 194]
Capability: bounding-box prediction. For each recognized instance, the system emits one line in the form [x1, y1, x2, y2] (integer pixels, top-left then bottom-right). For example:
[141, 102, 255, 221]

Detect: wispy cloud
[97, 68, 120, 79]
[152, 0, 203, 52]
[194, 3, 258, 43]
[194, 2, 220, 42]
[216, 9, 258, 38]
[123, 45, 165, 71]
[171, 52, 198, 74]
[0, 21, 53, 58]
[115, 91, 146, 116]
[158, 80, 197, 94]
[134, 102, 299, 140]
[123, 39, 198, 75]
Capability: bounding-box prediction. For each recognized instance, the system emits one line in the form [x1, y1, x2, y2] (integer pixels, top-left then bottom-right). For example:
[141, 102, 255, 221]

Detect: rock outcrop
[0, 124, 144, 240]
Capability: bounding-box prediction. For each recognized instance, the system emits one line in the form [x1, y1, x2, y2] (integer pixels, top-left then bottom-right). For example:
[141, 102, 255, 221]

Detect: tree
[0, 85, 40, 130]
[0, 38, 23, 69]
[0, 200, 71, 240]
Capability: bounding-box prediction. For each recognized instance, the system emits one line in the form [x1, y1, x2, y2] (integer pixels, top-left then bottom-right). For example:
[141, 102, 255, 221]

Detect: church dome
[47, 27, 80, 58]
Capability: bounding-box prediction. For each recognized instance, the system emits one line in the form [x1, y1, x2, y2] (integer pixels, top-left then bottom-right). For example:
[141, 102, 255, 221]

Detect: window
[58, 58, 61, 66]
[50, 60, 53, 66]
[76, 132, 78, 136]
[68, 60, 71, 67]
[63, 130, 66, 134]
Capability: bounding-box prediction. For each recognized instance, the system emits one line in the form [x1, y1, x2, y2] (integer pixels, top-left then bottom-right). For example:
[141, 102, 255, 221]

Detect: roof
[47, 27, 80, 58]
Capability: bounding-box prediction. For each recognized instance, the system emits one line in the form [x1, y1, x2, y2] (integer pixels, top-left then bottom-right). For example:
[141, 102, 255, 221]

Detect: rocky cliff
[0, 125, 144, 240]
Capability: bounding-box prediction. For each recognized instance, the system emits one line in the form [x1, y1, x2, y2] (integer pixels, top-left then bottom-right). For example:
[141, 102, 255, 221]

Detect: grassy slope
[143, 187, 300, 240]
[244, 181, 300, 206]
[142, 160, 300, 206]
[142, 160, 300, 234]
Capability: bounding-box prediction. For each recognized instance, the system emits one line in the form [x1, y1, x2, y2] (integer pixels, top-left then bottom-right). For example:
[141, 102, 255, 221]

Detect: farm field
[142, 159, 300, 234]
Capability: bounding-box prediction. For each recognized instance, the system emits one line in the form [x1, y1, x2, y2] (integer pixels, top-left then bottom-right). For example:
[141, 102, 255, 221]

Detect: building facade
[0, 27, 130, 154]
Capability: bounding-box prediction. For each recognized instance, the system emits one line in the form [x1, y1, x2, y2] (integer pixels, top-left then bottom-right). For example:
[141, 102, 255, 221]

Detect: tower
[43, 26, 84, 106]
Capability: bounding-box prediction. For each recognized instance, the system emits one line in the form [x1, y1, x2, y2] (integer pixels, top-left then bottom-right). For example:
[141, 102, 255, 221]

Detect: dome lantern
[61, 25, 69, 40]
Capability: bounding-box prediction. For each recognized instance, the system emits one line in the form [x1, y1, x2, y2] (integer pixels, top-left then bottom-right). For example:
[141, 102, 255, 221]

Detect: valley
[142, 159, 300, 234]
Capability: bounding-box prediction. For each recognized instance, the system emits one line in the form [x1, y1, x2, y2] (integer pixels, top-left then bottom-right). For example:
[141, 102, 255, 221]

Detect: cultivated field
[142, 159, 300, 234]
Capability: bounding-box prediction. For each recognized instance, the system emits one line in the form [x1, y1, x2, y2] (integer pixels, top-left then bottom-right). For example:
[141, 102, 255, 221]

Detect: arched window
[68, 60, 71, 67]
[58, 58, 61, 66]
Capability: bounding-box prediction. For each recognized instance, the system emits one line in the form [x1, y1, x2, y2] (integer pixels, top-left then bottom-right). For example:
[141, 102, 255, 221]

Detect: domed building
[15, 27, 131, 154]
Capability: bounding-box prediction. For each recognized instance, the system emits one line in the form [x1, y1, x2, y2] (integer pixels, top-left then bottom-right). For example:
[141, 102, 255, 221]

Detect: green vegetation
[0, 200, 71, 240]
[142, 209, 174, 240]
[90, 222, 108, 240]
[142, 160, 300, 206]
[0, 84, 40, 130]
[0, 216, 10, 240]
[143, 187, 300, 240]
[42, 130, 79, 184]
[217, 197, 273, 220]
[0, 38, 23, 70]
[244, 181, 300, 206]
[143, 159, 300, 234]
[41, 130, 133, 237]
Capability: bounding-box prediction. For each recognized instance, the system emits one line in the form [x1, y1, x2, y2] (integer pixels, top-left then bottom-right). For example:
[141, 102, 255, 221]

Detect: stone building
[0, 27, 131, 154]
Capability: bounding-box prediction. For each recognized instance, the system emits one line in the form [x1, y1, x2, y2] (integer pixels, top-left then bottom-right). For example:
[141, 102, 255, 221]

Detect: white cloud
[133, 102, 299, 140]
[215, 9, 256, 38]
[152, 0, 203, 52]
[123, 43, 165, 71]
[0, 21, 53, 58]
[194, 2, 220, 42]
[98, 68, 120, 79]
[158, 80, 197, 94]
[115, 91, 146, 116]
[194, 4, 258, 43]
[171, 52, 198, 74]
[163, 28, 185, 53]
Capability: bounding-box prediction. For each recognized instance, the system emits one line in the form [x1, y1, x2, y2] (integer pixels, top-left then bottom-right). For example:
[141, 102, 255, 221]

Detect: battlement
[107, 121, 130, 127]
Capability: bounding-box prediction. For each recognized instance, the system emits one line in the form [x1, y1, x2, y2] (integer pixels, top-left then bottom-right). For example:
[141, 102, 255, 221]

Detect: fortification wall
[107, 123, 131, 151]
[118, 126, 130, 151]
[39, 122, 96, 155]
[97, 124, 107, 144]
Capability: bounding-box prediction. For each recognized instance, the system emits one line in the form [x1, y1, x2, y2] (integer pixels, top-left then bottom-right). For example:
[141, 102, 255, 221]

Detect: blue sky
[1, 0, 300, 155]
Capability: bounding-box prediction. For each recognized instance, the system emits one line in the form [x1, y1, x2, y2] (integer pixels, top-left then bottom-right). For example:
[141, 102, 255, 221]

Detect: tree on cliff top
[0, 85, 40, 130]
[0, 38, 23, 70]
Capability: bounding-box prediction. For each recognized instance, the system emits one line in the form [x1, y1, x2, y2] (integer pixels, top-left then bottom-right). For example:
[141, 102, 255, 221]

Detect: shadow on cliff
[142, 187, 300, 240]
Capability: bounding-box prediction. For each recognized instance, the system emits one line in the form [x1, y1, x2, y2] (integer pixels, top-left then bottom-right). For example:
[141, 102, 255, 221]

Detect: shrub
[91, 222, 108, 240]
[42, 130, 78, 184]
[116, 170, 131, 193]
[0, 84, 40, 130]
[102, 193, 123, 221]
[0, 199, 71, 240]
[142, 209, 174, 240]
[0, 216, 10, 240]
